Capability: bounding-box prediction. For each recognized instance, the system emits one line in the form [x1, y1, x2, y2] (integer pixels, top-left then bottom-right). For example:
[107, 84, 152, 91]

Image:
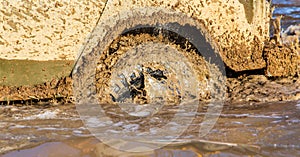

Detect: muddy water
[1, 101, 300, 156]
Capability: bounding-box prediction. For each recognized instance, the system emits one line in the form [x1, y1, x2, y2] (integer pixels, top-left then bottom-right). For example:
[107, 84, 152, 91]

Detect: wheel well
[108, 23, 225, 76]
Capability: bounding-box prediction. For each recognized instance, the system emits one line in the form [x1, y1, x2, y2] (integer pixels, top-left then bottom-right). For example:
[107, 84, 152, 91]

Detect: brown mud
[2, 76, 299, 105]
[265, 42, 299, 77]
[0, 68, 299, 105]
[0, 77, 73, 105]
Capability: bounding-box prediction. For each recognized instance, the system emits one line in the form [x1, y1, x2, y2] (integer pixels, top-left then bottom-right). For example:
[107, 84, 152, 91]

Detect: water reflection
[2, 136, 300, 157]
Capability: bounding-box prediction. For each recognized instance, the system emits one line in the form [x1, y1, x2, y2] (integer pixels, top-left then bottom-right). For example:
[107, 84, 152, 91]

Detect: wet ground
[1, 1, 300, 157]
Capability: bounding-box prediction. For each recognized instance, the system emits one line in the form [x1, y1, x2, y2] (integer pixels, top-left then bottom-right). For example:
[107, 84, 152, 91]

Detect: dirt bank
[0, 77, 73, 105]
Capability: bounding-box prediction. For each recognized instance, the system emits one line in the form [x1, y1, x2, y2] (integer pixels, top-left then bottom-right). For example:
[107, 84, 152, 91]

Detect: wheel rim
[108, 41, 200, 116]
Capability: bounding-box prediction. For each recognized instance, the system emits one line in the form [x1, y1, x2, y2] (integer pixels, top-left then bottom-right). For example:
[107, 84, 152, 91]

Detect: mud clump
[264, 43, 299, 77]
[227, 75, 300, 103]
[265, 23, 300, 77]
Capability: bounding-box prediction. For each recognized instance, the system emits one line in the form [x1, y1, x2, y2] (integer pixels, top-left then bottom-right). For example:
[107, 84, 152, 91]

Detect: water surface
[1, 100, 300, 156]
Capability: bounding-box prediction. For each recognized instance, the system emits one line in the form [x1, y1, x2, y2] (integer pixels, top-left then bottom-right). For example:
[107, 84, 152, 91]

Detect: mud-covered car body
[0, 0, 297, 87]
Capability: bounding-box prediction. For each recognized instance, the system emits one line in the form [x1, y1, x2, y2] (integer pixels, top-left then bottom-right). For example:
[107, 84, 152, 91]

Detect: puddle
[3, 136, 298, 157]
[1, 100, 300, 156]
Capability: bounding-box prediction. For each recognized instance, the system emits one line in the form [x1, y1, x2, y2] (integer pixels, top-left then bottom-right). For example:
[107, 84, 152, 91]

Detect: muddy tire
[73, 7, 225, 105]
